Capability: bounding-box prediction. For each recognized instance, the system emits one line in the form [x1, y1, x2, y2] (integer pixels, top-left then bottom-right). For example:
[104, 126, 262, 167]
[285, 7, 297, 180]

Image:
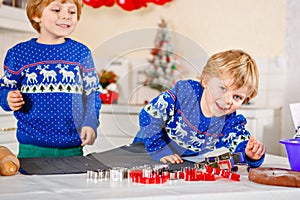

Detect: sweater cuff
[0, 88, 12, 111]
[82, 120, 100, 135]
[243, 152, 265, 168]
[149, 145, 174, 161]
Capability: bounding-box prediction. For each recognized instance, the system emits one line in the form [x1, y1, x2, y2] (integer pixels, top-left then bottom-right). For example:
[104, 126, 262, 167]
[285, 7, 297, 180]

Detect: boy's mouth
[57, 23, 71, 28]
[216, 102, 230, 111]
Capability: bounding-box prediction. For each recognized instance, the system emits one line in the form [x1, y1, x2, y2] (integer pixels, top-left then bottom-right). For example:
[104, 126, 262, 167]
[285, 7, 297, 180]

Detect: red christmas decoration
[104, 0, 115, 7]
[116, 0, 147, 11]
[146, 0, 172, 6]
[83, 0, 172, 11]
[100, 91, 119, 104]
[83, 0, 115, 8]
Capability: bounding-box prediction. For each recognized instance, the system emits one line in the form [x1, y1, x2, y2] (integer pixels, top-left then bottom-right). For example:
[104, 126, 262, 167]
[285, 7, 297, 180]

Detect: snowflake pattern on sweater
[0, 38, 101, 149]
[133, 80, 264, 168]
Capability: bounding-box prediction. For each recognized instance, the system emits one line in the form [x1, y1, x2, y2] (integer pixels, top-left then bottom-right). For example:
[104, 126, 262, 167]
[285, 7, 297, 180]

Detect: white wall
[70, 0, 286, 107]
[73, 0, 285, 56]
[281, 0, 300, 151]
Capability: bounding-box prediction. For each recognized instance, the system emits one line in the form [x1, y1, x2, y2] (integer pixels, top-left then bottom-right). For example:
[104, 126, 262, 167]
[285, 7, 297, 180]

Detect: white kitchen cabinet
[0, 5, 34, 33]
[84, 104, 141, 155]
[237, 106, 282, 156]
[0, 105, 283, 156]
[0, 108, 18, 155]
[0, 105, 141, 156]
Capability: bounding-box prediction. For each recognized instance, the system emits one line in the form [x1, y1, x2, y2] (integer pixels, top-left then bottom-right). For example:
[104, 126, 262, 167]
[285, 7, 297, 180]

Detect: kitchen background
[0, 0, 299, 156]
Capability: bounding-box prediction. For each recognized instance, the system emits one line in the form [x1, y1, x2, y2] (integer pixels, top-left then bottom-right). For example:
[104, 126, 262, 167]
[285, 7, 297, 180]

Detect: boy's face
[33, 1, 78, 43]
[201, 76, 248, 117]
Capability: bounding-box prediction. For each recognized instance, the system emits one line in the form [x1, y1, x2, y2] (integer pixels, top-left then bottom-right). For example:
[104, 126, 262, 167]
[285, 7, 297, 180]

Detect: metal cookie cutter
[110, 167, 128, 182]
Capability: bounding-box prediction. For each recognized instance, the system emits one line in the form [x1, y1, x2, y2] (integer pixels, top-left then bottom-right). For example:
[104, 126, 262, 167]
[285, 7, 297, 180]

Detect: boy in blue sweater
[0, 0, 101, 158]
[133, 49, 266, 168]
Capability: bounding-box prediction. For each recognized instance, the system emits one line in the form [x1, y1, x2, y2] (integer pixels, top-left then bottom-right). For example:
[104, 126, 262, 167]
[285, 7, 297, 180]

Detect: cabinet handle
[0, 127, 17, 131]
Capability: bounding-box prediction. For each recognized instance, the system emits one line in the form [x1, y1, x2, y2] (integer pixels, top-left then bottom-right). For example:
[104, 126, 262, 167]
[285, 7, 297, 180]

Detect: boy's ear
[200, 74, 208, 88]
[33, 16, 41, 23]
[243, 97, 250, 104]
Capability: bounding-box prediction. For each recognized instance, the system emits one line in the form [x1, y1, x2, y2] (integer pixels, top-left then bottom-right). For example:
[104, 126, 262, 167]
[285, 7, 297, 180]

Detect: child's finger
[173, 154, 183, 163]
[10, 90, 22, 98]
[160, 157, 168, 164]
[80, 132, 88, 146]
[251, 143, 259, 153]
[256, 144, 266, 156]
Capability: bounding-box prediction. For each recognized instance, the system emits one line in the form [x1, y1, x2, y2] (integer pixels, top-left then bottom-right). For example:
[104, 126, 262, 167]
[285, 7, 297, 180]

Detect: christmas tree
[142, 18, 179, 92]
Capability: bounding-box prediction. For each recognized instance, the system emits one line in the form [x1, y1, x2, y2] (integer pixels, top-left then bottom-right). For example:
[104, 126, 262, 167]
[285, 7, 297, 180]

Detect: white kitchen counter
[0, 153, 297, 200]
[1, 105, 296, 200]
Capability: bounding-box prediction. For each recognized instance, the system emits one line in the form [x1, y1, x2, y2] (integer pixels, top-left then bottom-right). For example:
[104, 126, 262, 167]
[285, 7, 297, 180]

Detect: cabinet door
[0, 115, 18, 155]
[245, 118, 257, 137]
[84, 113, 139, 155]
[0, 115, 17, 129]
[0, 130, 18, 155]
[237, 108, 281, 155]
[99, 113, 139, 138]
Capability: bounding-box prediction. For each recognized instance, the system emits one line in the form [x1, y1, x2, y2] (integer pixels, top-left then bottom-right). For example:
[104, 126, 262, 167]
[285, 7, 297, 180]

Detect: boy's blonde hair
[26, 0, 83, 33]
[200, 49, 259, 104]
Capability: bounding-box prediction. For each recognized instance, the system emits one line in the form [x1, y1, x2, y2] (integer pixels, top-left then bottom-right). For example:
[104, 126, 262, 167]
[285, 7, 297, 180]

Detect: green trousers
[18, 144, 83, 158]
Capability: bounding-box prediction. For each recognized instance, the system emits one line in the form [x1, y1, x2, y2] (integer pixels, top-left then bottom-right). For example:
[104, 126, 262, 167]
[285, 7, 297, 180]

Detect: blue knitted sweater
[0, 38, 101, 149]
[133, 80, 264, 168]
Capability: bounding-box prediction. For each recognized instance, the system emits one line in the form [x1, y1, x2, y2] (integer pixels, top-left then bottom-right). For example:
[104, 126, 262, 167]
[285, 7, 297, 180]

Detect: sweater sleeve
[217, 114, 265, 168]
[134, 80, 194, 161]
[81, 51, 101, 133]
[0, 49, 20, 111]
[136, 89, 177, 161]
[0, 86, 12, 111]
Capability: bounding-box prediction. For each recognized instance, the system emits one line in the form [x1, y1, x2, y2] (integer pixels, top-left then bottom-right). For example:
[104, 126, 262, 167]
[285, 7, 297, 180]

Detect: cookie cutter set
[86, 163, 241, 184]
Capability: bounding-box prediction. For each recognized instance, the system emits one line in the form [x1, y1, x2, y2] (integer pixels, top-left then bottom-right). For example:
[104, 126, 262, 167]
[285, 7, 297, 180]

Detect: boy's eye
[52, 9, 60, 12]
[233, 95, 243, 100]
[69, 10, 76, 14]
[220, 86, 226, 92]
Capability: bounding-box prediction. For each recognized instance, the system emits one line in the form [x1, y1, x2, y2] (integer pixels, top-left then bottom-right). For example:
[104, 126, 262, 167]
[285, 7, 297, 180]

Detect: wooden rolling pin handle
[0, 146, 20, 176]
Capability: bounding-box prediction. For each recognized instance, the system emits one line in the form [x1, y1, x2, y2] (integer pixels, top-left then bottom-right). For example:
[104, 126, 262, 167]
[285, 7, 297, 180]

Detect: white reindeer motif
[154, 94, 168, 111]
[26, 72, 38, 84]
[38, 65, 57, 82]
[3, 76, 17, 88]
[83, 76, 97, 87]
[188, 131, 205, 146]
[206, 137, 219, 147]
[221, 132, 236, 142]
[74, 66, 82, 84]
[59, 68, 75, 82]
[174, 121, 188, 138]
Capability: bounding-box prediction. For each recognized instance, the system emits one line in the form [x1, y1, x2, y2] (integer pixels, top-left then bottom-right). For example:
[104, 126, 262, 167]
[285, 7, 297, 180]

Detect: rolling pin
[0, 146, 20, 176]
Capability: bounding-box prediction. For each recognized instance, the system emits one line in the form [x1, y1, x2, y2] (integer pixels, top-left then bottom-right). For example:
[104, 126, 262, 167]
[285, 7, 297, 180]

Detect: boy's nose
[60, 11, 70, 20]
[224, 92, 233, 105]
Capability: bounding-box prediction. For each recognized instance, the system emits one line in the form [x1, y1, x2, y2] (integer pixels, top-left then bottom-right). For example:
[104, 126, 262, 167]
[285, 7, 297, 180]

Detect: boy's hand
[80, 126, 96, 146]
[160, 153, 183, 164]
[7, 90, 24, 111]
[245, 136, 266, 160]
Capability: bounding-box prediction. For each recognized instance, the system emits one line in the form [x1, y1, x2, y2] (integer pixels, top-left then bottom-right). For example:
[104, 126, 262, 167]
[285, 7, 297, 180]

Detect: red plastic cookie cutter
[205, 165, 240, 181]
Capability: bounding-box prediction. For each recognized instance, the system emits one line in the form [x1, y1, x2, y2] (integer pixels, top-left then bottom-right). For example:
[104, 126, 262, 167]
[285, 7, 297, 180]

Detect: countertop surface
[0, 149, 297, 200]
